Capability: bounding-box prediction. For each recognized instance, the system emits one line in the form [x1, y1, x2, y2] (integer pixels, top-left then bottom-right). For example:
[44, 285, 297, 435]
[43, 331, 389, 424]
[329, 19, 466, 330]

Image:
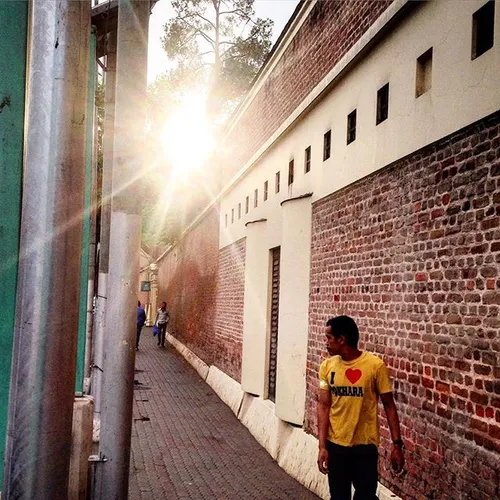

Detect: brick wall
[214, 238, 246, 382]
[220, 0, 393, 184]
[306, 111, 500, 499]
[158, 207, 220, 364]
[157, 209, 246, 380]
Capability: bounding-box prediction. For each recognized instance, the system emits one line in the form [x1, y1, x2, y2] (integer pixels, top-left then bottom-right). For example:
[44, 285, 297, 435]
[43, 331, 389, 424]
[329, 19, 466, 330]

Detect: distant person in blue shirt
[136, 301, 147, 350]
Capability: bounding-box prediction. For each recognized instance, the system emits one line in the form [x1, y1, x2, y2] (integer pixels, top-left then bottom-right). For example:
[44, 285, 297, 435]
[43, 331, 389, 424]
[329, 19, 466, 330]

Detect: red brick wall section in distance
[157, 206, 220, 365]
[220, 0, 394, 184]
[306, 111, 500, 500]
[214, 238, 246, 382]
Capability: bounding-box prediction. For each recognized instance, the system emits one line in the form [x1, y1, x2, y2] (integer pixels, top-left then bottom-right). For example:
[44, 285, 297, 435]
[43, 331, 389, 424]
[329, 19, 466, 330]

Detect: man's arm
[380, 392, 405, 472]
[317, 388, 331, 474]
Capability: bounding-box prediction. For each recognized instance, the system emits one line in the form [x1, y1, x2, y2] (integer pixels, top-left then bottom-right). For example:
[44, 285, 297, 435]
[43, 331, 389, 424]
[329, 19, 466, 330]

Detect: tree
[161, 0, 273, 116]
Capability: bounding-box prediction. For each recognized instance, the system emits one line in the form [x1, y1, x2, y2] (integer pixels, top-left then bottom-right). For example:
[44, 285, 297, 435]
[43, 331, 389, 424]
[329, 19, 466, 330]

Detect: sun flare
[160, 94, 214, 183]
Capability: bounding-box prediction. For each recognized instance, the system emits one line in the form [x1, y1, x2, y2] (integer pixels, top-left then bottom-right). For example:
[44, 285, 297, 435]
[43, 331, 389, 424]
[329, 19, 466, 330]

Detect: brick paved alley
[128, 328, 320, 500]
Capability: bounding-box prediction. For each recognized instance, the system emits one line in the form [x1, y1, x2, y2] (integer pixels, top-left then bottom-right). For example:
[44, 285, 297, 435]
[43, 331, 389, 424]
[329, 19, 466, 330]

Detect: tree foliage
[160, 0, 273, 115]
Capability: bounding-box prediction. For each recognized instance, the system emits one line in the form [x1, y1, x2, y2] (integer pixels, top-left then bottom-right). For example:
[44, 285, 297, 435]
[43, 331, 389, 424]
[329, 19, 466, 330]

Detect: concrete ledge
[69, 396, 94, 500]
[237, 394, 282, 459]
[206, 366, 245, 416]
[277, 428, 329, 499]
[167, 333, 209, 380]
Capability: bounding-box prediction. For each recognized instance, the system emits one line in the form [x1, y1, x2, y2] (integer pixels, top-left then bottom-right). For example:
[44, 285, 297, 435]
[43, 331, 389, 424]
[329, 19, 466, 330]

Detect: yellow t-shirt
[319, 352, 392, 447]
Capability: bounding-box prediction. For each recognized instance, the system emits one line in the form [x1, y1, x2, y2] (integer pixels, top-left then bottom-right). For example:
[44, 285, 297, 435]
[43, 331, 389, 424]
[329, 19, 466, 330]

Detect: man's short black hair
[326, 315, 359, 348]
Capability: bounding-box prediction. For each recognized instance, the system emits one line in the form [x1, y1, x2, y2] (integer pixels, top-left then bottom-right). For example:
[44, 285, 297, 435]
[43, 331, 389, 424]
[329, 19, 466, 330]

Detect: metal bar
[83, 28, 99, 386]
[0, 0, 29, 486]
[92, 28, 117, 418]
[2, 0, 90, 497]
[93, 0, 149, 497]
[78, 27, 98, 393]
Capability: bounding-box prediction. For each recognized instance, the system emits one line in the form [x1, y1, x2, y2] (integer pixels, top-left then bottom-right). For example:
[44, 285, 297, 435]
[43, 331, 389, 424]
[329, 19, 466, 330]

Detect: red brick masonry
[306, 111, 500, 500]
[220, 0, 394, 184]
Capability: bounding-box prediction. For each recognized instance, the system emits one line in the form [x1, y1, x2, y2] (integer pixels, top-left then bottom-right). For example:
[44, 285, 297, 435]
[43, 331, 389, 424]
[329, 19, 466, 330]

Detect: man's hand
[317, 448, 329, 474]
[390, 444, 404, 473]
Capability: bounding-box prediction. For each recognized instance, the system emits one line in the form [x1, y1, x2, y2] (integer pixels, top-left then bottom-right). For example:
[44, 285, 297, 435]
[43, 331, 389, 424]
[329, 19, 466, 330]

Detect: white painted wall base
[167, 335, 401, 500]
[205, 365, 245, 416]
[69, 396, 94, 500]
[166, 332, 209, 380]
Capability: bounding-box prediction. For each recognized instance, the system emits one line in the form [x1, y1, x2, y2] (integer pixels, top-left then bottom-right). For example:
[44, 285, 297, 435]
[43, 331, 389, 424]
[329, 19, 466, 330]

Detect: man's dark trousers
[136, 324, 144, 349]
[327, 441, 379, 500]
[157, 322, 167, 346]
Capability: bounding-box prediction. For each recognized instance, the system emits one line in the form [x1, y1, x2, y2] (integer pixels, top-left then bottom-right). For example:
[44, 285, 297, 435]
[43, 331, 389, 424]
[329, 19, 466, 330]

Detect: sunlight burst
[160, 94, 214, 185]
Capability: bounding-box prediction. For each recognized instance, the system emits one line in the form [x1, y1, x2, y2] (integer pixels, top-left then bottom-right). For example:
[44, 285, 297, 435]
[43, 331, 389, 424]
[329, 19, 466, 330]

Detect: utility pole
[92, 28, 117, 420]
[2, 0, 90, 498]
[93, 1, 149, 498]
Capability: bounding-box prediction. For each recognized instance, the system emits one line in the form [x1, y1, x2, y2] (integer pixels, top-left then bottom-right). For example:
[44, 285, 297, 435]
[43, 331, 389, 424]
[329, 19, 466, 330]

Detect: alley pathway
[128, 328, 320, 500]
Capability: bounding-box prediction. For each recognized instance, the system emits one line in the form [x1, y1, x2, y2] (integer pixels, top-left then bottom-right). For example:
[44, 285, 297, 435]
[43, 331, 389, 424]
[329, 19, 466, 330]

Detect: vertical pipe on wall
[92, 28, 117, 418]
[2, 0, 90, 498]
[79, 27, 98, 392]
[93, 1, 149, 497]
[0, 0, 29, 486]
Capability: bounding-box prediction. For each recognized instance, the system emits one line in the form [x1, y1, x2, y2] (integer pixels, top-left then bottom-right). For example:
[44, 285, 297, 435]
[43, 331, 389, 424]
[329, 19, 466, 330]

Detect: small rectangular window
[275, 171, 280, 193]
[376, 83, 389, 125]
[472, 0, 495, 59]
[238, 203, 241, 219]
[347, 110, 357, 145]
[254, 189, 258, 208]
[304, 146, 311, 173]
[323, 130, 331, 161]
[416, 48, 433, 98]
[264, 180, 268, 201]
[288, 160, 294, 186]
[231, 208, 234, 224]
[245, 196, 249, 214]
[225, 214, 228, 227]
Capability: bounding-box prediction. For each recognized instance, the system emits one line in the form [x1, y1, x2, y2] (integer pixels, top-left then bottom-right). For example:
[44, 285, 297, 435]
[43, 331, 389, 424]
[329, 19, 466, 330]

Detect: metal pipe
[92, 28, 117, 417]
[2, 0, 90, 498]
[84, 28, 98, 387]
[93, 1, 149, 497]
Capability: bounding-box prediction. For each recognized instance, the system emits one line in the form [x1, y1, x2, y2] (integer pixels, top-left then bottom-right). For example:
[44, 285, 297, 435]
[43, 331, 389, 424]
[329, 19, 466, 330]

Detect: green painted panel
[0, 0, 28, 484]
[76, 29, 97, 393]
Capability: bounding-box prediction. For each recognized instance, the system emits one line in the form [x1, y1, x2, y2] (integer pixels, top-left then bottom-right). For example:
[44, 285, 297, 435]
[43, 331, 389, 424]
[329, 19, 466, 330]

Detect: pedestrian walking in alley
[317, 315, 404, 500]
[154, 301, 170, 348]
[136, 301, 146, 350]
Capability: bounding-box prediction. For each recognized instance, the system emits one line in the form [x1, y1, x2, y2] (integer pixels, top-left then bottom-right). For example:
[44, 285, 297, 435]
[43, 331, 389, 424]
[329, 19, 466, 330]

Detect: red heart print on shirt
[346, 368, 362, 384]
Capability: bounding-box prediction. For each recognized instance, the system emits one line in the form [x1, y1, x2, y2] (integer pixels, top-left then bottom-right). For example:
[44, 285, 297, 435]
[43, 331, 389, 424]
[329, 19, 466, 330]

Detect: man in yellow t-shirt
[317, 316, 404, 500]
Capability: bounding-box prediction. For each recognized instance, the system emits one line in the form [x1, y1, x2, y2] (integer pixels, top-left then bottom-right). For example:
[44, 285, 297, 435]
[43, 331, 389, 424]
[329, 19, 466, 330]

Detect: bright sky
[147, 0, 300, 83]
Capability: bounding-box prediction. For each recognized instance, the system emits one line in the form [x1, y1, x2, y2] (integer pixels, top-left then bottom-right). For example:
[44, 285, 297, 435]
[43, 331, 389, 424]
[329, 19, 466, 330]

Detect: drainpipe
[93, 1, 149, 498]
[2, 0, 90, 498]
[81, 27, 98, 392]
[92, 29, 117, 418]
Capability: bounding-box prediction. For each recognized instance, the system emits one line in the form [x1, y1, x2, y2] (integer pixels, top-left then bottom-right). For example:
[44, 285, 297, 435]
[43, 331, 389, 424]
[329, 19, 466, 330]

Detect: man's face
[325, 325, 342, 356]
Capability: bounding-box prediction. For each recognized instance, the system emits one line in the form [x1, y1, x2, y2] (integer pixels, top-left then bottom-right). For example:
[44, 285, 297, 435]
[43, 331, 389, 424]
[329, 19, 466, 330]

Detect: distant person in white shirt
[155, 301, 170, 348]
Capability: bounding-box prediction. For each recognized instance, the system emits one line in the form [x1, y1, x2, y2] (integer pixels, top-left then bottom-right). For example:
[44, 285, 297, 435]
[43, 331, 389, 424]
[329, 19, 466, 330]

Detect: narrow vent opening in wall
[238, 203, 241, 219]
[376, 83, 389, 125]
[288, 159, 294, 186]
[472, 0, 495, 59]
[275, 171, 280, 193]
[416, 47, 433, 98]
[264, 180, 268, 201]
[254, 188, 258, 208]
[347, 109, 357, 145]
[323, 130, 331, 161]
[268, 247, 280, 403]
[245, 196, 249, 214]
[305, 146, 311, 173]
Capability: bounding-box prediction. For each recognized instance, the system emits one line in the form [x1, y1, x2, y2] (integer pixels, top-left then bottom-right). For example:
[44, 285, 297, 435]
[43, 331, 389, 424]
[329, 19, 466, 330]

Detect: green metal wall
[0, 0, 28, 483]
[76, 30, 97, 393]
